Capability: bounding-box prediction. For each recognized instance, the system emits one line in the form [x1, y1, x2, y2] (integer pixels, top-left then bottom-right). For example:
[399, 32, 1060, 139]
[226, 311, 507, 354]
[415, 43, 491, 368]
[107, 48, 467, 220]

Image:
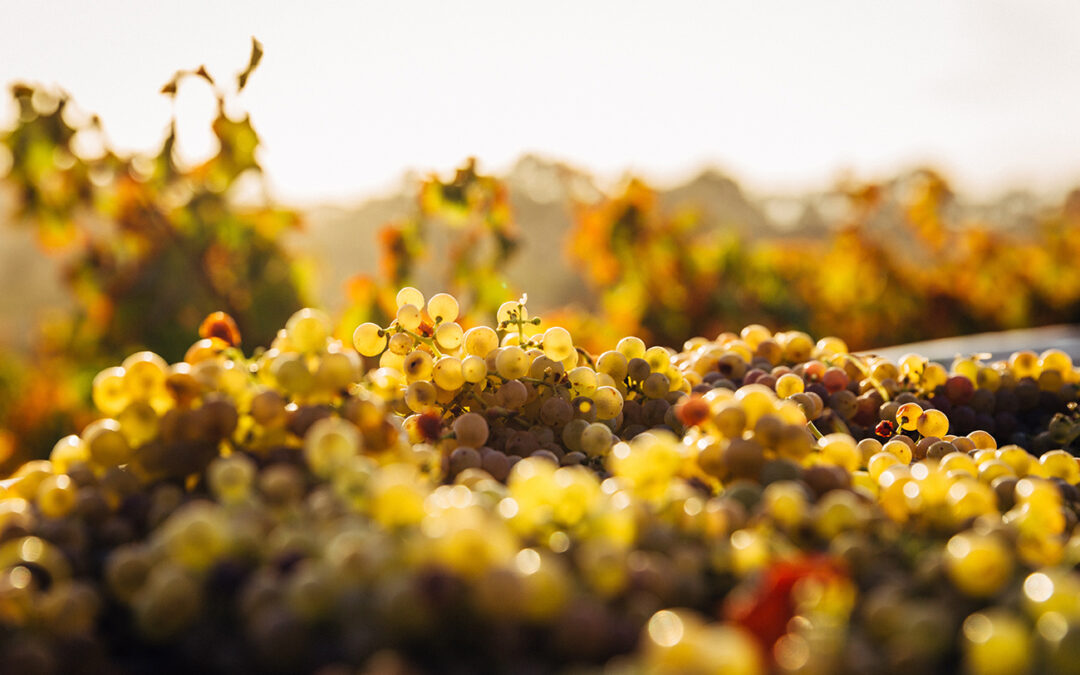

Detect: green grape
[353, 322, 387, 357]
[580, 423, 613, 457]
[285, 308, 332, 353]
[315, 349, 361, 391]
[453, 412, 489, 448]
[396, 304, 422, 332]
[464, 326, 500, 357]
[122, 351, 168, 401]
[775, 372, 804, 398]
[304, 417, 362, 478]
[83, 419, 133, 468]
[616, 336, 646, 360]
[542, 327, 575, 362]
[105, 545, 153, 603]
[945, 531, 1014, 597]
[740, 324, 772, 348]
[596, 350, 628, 382]
[92, 366, 130, 416]
[643, 346, 671, 372]
[593, 386, 624, 420]
[48, 435, 89, 474]
[461, 355, 488, 383]
[496, 346, 530, 380]
[404, 381, 438, 413]
[427, 292, 460, 323]
[962, 610, 1032, 675]
[395, 286, 425, 310]
[133, 563, 203, 640]
[916, 409, 949, 438]
[1039, 348, 1072, 376]
[402, 350, 434, 382]
[432, 357, 465, 391]
[271, 353, 314, 397]
[388, 332, 415, 356]
[562, 418, 590, 453]
[567, 366, 598, 398]
[497, 301, 528, 325]
[434, 322, 464, 351]
[207, 454, 256, 504]
[158, 502, 230, 571]
[895, 402, 923, 431]
[379, 349, 406, 372]
[117, 401, 159, 448]
[36, 474, 78, 518]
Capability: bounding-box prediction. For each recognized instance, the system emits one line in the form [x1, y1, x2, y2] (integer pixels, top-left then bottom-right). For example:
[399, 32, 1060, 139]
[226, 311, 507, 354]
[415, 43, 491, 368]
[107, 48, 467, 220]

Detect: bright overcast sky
[3, 1, 1080, 205]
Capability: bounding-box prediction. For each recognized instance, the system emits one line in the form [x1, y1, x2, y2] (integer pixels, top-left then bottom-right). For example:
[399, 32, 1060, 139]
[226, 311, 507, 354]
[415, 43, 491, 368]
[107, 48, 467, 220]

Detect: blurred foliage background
[2, 47, 1080, 466]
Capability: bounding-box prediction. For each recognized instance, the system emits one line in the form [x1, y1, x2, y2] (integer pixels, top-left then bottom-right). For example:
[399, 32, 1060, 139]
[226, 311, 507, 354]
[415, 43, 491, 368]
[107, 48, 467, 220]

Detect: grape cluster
[1, 290, 1080, 674]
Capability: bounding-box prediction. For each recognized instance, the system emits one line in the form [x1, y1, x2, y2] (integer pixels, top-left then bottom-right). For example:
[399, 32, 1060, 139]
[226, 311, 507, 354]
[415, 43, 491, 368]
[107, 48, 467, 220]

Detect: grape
[895, 402, 923, 431]
[36, 474, 78, 518]
[434, 322, 464, 351]
[497, 300, 527, 325]
[499, 380, 528, 409]
[643, 346, 671, 372]
[83, 419, 133, 468]
[642, 373, 670, 399]
[353, 322, 387, 357]
[627, 357, 651, 383]
[740, 324, 771, 348]
[567, 366, 598, 397]
[448, 447, 482, 477]
[962, 610, 1032, 675]
[945, 531, 1014, 597]
[285, 308, 332, 353]
[453, 413, 489, 448]
[122, 351, 169, 401]
[402, 350, 434, 381]
[304, 417, 362, 478]
[916, 409, 950, 438]
[596, 350, 628, 383]
[461, 355, 488, 383]
[464, 326, 500, 357]
[426, 292, 459, 323]
[388, 332, 415, 355]
[396, 304, 422, 331]
[92, 367, 130, 416]
[496, 346, 530, 380]
[775, 372, 804, 398]
[432, 357, 465, 391]
[542, 397, 574, 427]
[593, 386, 624, 420]
[542, 326, 574, 362]
[580, 423, 613, 457]
[616, 336, 646, 360]
[14, 286, 1080, 673]
[207, 454, 256, 504]
[48, 435, 89, 474]
[395, 286, 425, 310]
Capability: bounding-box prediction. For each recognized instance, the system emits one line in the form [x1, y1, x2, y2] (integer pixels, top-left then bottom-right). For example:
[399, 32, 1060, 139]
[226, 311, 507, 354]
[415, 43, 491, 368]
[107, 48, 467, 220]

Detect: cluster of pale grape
[1, 288, 1080, 674]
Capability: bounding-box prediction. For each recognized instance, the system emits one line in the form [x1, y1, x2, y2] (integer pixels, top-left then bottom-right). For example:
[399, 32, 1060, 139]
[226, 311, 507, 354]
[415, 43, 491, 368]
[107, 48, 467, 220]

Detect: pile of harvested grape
[2, 288, 1080, 675]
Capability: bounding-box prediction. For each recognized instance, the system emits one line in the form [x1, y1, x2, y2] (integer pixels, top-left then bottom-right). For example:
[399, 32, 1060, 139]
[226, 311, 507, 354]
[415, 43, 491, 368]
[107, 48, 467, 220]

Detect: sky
[2, 1, 1080, 205]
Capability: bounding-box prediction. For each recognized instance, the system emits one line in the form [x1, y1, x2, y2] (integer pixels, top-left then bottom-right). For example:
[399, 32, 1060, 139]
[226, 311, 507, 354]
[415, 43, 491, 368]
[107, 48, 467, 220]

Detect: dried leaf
[237, 37, 264, 91]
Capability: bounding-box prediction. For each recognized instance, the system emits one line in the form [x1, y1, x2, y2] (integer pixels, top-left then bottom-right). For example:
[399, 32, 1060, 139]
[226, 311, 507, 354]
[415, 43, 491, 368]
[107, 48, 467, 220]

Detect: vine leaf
[237, 37, 264, 92]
